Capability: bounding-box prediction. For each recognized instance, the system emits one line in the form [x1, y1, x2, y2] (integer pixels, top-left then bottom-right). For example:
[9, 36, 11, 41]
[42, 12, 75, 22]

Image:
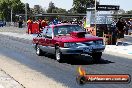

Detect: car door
[45, 27, 55, 54]
[38, 28, 47, 52]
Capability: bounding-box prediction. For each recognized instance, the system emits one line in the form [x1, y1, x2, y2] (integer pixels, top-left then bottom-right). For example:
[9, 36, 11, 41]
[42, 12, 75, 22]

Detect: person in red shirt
[27, 18, 33, 34]
[41, 19, 48, 29]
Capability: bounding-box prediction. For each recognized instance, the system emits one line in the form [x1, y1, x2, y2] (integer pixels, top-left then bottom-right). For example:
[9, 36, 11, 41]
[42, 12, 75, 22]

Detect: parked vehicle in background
[0, 20, 6, 27]
[0, 21, 4, 27]
[32, 24, 105, 62]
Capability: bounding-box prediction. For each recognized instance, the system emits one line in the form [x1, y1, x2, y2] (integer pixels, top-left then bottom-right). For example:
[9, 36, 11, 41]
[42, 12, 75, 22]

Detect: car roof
[48, 23, 78, 28]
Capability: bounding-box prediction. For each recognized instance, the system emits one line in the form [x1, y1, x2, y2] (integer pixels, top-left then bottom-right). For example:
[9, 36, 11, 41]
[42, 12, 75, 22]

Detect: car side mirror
[43, 34, 46, 37]
[37, 33, 42, 37]
[46, 35, 52, 39]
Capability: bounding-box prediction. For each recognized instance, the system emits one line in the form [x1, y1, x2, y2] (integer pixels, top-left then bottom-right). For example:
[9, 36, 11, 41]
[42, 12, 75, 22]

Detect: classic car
[32, 24, 105, 62]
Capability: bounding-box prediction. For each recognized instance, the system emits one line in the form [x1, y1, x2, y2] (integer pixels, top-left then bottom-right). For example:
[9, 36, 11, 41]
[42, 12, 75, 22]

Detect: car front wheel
[92, 52, 102, 62]
[36, 45, 43, 56]
[55, 46, 63, 62]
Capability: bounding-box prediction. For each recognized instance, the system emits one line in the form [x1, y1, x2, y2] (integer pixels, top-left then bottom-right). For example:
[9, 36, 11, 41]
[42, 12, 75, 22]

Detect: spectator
[38, 19, 42, 30]
[19, 20, 23, 28]
[41, 20, 48, 29]
[27, 18, 33, 34]
[53, 18, 59, 25]
[111, 20, 117, 45]
[125, 21, 131, 35]
[116, 17, 126, 46]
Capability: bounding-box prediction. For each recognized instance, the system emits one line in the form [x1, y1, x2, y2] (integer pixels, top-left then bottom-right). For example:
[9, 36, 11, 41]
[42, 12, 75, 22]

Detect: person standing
[27, 18, 33, 34]
[38, 19, 42, 30]
[116, 17, 126, 46]
[41, 19, 48, 29]
[111, 20, 117, 45]
[125, 21, 131, 35]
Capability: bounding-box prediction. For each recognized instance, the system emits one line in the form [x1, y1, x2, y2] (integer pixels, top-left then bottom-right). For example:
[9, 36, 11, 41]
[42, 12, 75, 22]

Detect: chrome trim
[33, 42, 105, 55]
[60, 45, 105, 55]
[39, 45, 55, 54]
[60, 47, 83, 54]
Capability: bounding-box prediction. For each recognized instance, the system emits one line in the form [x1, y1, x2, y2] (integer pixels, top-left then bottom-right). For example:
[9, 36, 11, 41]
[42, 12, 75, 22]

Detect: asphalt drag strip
[0, 34, 131, 88]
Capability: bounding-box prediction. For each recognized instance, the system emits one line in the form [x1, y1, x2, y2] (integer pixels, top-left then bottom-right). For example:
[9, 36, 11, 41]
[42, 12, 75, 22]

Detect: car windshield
[54, 25, 85, 36]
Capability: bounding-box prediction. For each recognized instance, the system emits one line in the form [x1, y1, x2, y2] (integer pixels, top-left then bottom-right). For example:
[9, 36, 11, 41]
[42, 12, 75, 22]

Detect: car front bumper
[60, 45, 105, 55]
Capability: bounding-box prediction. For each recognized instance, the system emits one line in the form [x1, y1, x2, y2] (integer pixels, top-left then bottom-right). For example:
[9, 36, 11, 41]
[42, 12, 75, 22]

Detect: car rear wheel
[55, 46, 63, 62]
[36, 45, 43, 56]
[92, 52, 102, 62]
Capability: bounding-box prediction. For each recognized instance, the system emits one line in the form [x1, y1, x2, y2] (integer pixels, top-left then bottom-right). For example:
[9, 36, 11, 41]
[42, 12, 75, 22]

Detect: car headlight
[64, 43, 78, 48]
[96, 40, 103, 45]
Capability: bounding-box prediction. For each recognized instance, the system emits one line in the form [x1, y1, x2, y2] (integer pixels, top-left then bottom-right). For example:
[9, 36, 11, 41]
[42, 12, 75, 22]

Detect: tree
[55, 7, 67, 13]
[0, 0, 25, 21]
[118, 9, 125, 14]
[25, 3, 31, 15]
[73, 0, 99, 13]
[0, 0, 11, 20]
[31, 5, 46, 17]
[67, 8, 75, 13]
[47, 1, 67, 13]
[32, 5, 45, 14]
[47, 1, 56, 13]
[126, 10, 132, 14]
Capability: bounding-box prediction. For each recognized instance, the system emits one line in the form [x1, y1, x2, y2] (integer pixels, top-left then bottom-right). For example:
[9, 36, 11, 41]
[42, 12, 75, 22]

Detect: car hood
[54, 34, 103, 43]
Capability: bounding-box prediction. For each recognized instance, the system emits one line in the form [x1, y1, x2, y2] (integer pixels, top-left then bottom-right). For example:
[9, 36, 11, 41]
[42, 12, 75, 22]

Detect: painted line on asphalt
[0, 69, 25, 88]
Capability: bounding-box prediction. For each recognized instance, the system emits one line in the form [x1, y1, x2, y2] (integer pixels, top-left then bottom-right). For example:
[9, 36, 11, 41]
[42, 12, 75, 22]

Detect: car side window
[45, 27, 53, 38]
[42, 28, 47, 37]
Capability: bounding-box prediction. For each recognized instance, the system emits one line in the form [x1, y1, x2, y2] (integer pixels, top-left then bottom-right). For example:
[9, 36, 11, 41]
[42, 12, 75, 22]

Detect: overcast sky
[21, 0, 132, 11]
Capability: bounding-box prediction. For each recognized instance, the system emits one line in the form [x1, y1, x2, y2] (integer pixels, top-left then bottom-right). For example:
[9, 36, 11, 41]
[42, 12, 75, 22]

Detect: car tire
[36, 45, 43, 56]
[55, 46, 63, 62]
[92, 52, 102, 62]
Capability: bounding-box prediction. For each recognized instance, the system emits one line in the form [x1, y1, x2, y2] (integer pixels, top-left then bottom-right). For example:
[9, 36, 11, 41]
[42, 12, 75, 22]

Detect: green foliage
[47, 1, 55, 13]
[126, 10, 132, 14]
[73, 0, 99, 13]
[55, 7, 67, 13]
[0, 0, 25, 21]
[32, 5, 46, 14]
[67, 8, 75, 13]
[47, 1, 67, 13]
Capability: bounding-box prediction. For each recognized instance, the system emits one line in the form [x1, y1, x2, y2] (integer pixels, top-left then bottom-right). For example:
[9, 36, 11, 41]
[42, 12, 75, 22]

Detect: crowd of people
[26, 17, 132, 45]
[26, 18, 83, 34]
[110, 17, 132, 45]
